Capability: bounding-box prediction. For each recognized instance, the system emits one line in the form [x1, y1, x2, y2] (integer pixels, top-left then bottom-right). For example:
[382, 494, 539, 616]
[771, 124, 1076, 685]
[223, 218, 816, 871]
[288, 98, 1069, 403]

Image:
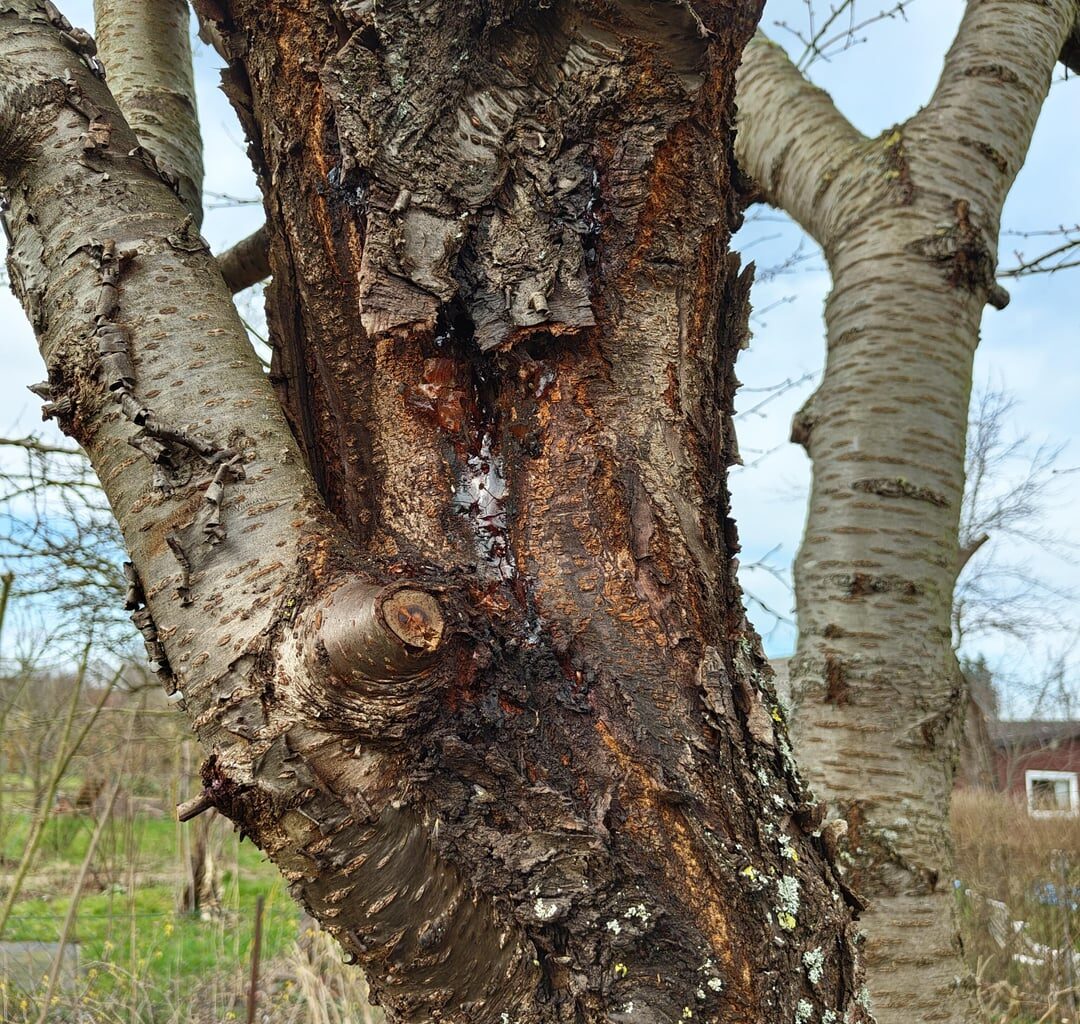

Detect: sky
[1, 1, 1077, 714]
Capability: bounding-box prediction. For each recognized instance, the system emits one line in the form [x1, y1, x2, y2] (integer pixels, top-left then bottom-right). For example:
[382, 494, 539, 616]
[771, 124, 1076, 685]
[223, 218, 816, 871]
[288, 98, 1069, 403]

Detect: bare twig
[772, 0, 918, 72]
[999, 224, 1080, 278]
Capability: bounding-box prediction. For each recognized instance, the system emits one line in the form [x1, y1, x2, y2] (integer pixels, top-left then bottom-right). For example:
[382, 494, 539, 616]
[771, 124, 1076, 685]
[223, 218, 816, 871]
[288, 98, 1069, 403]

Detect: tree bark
[735, 4, 1079, 1022]
[217, 222, 268, 293]
[91, 0, 204, 223]
[3, 1, 873, 1021]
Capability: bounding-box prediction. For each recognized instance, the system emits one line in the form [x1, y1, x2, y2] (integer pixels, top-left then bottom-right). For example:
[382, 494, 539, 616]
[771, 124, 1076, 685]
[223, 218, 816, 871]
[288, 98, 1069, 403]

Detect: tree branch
[217, 223, 270, 292]
[0, 5, 539, 1013]
[93, 0, 204, 224]
[917, 0, 1079, 214]
[734, 32, 866, 248]
[0, 435, 82, 457]
[957, 532, 989, 572]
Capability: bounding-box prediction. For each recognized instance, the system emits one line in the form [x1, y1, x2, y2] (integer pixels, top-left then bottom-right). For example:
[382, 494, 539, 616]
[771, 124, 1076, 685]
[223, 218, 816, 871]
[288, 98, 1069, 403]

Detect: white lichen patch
[624, 903, 651, 925]
[533, 899, 560, 921]
[707, 977, 724, 992]
[775, 874, 800, 931]
[803, 946, 825, 986]
[606, 918, 623, 935]
[795, 999, 814, 1024]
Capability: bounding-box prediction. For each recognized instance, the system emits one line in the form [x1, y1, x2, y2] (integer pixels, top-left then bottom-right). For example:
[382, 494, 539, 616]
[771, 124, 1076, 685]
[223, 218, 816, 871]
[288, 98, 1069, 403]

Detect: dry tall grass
[953, 789, 1080, 1023]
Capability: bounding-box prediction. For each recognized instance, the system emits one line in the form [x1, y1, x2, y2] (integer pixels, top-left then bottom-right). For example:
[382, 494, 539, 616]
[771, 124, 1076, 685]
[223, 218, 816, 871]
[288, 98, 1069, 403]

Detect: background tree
[734, 2, 1080, 1020]
[0, 2, 876, 1021]
[954, 382, 1075, 652]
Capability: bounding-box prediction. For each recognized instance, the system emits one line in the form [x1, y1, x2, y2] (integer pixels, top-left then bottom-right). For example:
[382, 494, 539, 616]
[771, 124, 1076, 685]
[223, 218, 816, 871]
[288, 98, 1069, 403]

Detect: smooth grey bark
[735, 3, 1080, 1022]
[1, 2, 877, 1022]
[91, 0, 203, 223]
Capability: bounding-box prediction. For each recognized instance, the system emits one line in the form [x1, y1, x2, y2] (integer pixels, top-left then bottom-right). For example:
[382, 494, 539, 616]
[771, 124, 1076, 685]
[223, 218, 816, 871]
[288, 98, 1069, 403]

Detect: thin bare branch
[772, 0, 918, 72]
[999, 224, 1080, 277]
[0, 434, 82, 457]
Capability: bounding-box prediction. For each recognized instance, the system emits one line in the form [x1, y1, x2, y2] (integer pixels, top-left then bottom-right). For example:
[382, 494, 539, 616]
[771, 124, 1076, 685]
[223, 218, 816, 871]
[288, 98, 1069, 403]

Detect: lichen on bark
[2, 0, 877, 1020]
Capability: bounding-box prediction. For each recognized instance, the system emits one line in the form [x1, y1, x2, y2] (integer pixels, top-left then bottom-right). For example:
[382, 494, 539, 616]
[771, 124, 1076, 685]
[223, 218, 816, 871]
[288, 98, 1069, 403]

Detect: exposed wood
[176, 790, 216, 822]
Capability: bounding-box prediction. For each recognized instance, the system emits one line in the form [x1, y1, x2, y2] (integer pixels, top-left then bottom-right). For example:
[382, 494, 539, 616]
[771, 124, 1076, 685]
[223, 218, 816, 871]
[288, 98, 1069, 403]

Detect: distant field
[0, 810, 301, 1021]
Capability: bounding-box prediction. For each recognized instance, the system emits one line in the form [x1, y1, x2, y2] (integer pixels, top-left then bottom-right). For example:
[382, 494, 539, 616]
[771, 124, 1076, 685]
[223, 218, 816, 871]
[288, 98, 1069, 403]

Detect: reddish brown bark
[2, 1, 872, 1020]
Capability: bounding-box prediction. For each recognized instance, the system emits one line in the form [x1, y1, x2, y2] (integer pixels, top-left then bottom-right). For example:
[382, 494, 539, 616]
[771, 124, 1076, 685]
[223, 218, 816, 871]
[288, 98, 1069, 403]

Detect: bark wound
[304, 580, 446, 740]
[823, 654, 850, 706]
[124, 560, 175, 688]
[837, 573, 923, 598]
[175, 0, 876, 1019]
[907, 198, 1009, 309]
[850, 477, 948, 508]
[42, 1, 105, 76]
[322, 0, 710, 350]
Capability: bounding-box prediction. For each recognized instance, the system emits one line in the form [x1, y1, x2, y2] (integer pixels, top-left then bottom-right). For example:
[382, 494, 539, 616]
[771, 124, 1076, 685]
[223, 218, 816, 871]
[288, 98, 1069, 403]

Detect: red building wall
[995, 736, 1080, 799]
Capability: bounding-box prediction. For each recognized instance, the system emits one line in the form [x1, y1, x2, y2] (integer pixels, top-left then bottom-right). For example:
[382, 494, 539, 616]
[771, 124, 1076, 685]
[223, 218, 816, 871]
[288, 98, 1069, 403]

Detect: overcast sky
[2, 1, 1077, 714]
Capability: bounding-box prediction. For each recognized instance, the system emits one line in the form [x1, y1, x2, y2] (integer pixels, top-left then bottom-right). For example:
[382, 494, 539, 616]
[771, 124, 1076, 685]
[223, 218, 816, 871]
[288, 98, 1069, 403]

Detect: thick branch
[917, 0, 1079, 215]
[734, 32, 865, 248]
[217, 223, 269, 292]
[0, 6, 538, 1017]
[93, 0, 204, 224]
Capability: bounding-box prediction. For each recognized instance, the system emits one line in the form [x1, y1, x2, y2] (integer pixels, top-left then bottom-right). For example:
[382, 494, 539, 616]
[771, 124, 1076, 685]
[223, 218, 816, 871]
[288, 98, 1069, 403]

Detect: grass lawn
[1, 810, 300, 1019]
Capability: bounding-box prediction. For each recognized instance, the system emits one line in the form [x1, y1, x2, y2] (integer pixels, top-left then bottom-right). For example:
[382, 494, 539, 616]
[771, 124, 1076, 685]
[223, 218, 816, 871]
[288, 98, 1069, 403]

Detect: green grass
[0, 810, 300, 1018]
[1, 812, 178, 871]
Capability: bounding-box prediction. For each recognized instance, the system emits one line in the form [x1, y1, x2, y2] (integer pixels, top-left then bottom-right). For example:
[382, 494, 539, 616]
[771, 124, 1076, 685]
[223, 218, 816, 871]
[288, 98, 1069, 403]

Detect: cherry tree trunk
[735, 6, 1080, 1021]
[1, 1, 872, 1020]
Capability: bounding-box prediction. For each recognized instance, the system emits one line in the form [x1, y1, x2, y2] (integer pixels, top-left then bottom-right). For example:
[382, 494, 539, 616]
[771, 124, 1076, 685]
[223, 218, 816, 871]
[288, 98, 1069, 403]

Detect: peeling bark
[4, 1, 874, 1021]
[735, 3, 1080, 1021]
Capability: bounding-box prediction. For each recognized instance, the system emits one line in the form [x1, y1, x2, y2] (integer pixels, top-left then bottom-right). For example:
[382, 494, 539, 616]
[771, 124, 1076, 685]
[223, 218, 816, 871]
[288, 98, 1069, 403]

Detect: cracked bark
[4, 0, 873, 1021]
[735, 3, 1080, 1022]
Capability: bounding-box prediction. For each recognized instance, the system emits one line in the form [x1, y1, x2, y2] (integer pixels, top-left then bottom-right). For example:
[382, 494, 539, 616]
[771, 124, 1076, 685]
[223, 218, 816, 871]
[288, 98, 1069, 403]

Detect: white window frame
[1025, 769, 1079, 817]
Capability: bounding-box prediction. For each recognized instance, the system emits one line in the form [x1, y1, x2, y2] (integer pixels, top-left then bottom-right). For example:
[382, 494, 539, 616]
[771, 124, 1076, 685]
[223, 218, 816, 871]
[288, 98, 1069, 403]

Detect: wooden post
[246, 894, 265, 1024]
